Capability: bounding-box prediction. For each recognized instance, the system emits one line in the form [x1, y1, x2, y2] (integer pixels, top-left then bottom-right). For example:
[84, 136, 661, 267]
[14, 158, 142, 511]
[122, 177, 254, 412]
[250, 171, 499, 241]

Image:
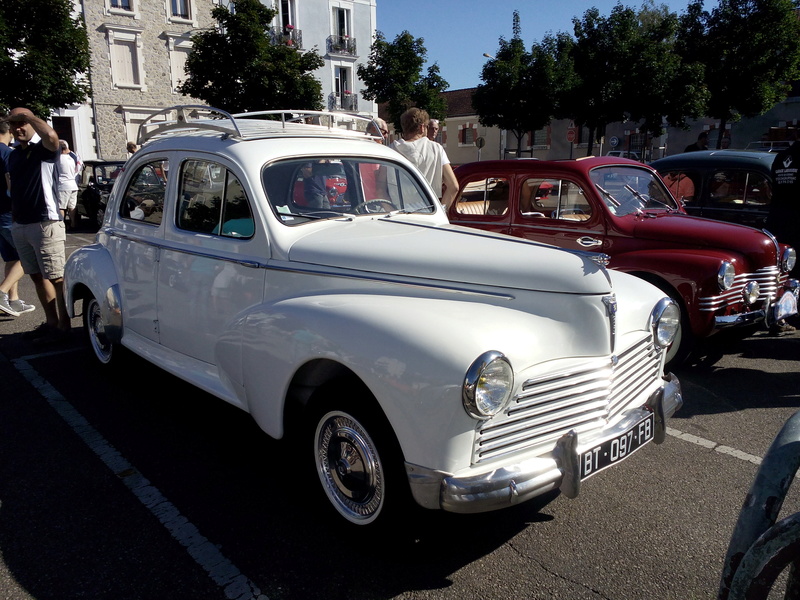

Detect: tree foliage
[0, 0, 90, 117]
[678, 0, 800, 145]
[178, 0, 324, 113]
[357, 31, 449, 131]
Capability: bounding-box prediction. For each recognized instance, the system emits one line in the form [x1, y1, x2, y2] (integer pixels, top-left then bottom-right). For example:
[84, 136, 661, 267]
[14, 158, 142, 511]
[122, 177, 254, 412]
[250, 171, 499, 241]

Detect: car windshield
[262, 157, 436, 225]
[590, 166, 679, 216]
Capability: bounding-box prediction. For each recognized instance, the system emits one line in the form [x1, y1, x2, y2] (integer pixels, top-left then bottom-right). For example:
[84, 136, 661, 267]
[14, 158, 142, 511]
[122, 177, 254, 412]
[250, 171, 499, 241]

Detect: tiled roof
[442, 88, 477, 117]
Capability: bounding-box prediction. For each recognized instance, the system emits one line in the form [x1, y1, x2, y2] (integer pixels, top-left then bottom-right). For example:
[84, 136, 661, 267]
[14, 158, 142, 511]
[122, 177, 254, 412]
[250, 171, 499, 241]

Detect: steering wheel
[351, 199, 398, 214]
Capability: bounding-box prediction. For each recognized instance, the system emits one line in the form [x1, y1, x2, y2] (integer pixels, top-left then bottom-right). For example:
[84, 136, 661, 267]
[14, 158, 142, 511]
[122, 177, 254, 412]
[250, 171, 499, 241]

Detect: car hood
[286, 218, 612, 295]
[632, 212, 775, 257]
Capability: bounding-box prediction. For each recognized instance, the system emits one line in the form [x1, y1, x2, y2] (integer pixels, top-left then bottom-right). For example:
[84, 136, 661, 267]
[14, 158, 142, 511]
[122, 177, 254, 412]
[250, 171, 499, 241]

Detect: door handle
[577, 236, 602, 248]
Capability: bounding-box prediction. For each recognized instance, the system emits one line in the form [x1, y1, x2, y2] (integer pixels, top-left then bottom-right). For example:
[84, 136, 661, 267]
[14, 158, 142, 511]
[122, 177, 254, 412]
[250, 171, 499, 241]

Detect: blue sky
[376, 0, 695, 91]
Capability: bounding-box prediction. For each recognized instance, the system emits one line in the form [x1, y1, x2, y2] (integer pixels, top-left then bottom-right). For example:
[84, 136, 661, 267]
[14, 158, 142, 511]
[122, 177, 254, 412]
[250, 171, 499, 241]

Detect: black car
[651, 150, 776, 228]
[77, 160, 126, 228]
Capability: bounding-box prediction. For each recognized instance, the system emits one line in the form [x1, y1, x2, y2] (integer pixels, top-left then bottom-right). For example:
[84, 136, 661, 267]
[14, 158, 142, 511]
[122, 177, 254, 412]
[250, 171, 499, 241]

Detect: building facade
[59, 0, 377, 161]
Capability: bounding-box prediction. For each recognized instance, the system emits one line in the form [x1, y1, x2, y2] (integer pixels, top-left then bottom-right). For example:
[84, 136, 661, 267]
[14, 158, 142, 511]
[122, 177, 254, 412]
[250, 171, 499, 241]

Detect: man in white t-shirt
[391, 108, 458, 209]
[57, 140, 80, 229]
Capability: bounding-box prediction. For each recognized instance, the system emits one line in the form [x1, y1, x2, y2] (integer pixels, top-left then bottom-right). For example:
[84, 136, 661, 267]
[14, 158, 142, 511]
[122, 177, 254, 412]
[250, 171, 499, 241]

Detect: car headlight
[782, 247, 796, 273]
[463, 351, 514, 419]
[717, 261, 735, 291]
[743, 281, 760, 305]
[651, 298, 681, 348]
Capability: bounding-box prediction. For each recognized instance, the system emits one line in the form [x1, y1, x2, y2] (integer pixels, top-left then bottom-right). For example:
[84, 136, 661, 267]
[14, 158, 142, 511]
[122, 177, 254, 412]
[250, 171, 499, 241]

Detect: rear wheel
[83, 295, 115, 365]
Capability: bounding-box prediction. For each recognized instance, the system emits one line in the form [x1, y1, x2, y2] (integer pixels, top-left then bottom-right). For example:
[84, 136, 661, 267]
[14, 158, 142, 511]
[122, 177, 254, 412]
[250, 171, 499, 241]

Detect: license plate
[580, 413, 654, 479]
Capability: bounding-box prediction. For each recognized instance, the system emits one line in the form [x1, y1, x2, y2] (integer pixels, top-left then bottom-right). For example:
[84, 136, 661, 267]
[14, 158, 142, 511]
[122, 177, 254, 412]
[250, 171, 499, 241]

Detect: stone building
[56, 0, 377, 161]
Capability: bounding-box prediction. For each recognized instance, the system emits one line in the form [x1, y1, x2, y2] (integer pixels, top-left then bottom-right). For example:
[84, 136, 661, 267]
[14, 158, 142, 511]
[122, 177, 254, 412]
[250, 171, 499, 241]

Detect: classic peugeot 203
[451, 157, 798, 366]
[65, 107, 682, 527]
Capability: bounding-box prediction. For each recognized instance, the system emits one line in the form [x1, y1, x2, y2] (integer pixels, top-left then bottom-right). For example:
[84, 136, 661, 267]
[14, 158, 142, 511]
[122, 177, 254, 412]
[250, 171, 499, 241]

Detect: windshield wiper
[623, 184, 673, 211]
[595, 184, 621, 207]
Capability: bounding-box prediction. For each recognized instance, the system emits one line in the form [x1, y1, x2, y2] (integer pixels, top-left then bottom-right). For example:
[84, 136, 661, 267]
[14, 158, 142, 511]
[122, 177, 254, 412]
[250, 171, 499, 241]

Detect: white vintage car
[64, 106, 683, 527]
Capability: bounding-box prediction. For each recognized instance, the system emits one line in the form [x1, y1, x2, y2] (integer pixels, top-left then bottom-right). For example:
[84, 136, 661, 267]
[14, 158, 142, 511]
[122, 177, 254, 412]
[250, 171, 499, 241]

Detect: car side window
[709, 170, 771, 208]
[177, 159, 254, 239]
[120, 160, 168, 225]
[455, 177, 509, 216]
[520, 178, 592, 221]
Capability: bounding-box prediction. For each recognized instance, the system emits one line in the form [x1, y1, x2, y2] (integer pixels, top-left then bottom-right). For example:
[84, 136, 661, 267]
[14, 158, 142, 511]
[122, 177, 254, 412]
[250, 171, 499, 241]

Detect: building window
[531, 127, 549, 148]
[104, 25, 146, 90]
[171, 0, 190, 19]
[459, 123, 477, 146]
[106, 0, 139, 18]
[280, 0, 295, 29]
[166, 33, 192, 93]
[333, 7, 350, 38]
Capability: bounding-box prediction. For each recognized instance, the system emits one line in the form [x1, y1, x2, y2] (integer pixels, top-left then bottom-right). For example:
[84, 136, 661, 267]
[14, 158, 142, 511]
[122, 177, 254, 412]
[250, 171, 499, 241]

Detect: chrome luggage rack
[137, 105, 384, 145]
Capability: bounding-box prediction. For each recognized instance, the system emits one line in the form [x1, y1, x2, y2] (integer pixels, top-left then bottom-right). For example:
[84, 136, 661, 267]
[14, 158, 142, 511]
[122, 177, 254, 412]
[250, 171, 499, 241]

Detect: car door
[508, 176, 607, 252]
[107, 158, 169, 343]
[158, 156, 266, 364]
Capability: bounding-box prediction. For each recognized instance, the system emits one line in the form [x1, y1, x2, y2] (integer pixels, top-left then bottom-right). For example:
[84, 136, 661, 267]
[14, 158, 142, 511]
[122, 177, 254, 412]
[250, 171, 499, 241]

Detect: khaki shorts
[59, 189, 78, 211]
[11, 220, 67, 280]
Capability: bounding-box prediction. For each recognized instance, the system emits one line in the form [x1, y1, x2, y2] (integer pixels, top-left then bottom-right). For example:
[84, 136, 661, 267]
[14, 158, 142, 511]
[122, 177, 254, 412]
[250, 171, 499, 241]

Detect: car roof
[651, 150, 776, 172]
[455, 155, 653, 178]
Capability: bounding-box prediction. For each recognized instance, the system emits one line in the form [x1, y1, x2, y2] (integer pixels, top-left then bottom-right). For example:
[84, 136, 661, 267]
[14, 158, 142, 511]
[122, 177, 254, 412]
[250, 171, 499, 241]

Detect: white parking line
[13, 355, 269, 600]
[667, 427, 762, 465]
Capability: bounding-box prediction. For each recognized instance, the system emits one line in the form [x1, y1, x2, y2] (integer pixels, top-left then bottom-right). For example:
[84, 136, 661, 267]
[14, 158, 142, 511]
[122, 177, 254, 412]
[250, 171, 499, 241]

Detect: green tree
[678, 0, 800, 146]
[357, 31, 449, 131]
[473, 12, 554, 155]
[626, 2, 708, 141]
[178, 0, 324, 113]
[0, 0, 90, 117]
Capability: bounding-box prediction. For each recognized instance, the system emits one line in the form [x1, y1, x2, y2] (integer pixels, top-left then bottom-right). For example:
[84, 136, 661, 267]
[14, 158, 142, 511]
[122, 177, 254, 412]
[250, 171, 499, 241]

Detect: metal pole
[719, 410, 800, 600]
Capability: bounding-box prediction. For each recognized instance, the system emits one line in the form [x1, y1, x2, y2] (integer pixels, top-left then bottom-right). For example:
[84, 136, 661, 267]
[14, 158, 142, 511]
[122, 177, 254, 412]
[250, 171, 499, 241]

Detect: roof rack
[137, 105, 384, 145]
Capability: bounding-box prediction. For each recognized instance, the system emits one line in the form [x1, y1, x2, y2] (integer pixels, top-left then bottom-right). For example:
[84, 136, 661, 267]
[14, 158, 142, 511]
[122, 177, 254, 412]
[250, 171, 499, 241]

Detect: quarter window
[177, 160, 254, 239]
[456, 178, 509, 216]
[709, 170, 771, 208]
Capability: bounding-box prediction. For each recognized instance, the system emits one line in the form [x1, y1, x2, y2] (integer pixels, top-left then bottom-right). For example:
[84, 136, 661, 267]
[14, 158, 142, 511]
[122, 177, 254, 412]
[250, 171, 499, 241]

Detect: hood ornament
[590, 253, 611, 267]
[603, 294, 617, 353]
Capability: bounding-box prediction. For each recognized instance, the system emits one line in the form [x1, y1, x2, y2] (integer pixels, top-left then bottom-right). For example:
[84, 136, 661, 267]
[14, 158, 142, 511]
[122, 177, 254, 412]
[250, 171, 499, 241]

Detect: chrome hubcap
[315, 411, 384, 524]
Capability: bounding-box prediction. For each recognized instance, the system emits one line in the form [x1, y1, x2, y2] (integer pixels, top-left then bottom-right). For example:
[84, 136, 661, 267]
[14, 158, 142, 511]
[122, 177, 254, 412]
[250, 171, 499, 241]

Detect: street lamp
[483, 53, 496, 59]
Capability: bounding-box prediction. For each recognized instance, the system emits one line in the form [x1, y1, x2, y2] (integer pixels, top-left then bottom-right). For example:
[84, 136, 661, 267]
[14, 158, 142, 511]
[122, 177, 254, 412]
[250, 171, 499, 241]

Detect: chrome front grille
[473, 335, 662, 464]
[699, 266, 784, 311]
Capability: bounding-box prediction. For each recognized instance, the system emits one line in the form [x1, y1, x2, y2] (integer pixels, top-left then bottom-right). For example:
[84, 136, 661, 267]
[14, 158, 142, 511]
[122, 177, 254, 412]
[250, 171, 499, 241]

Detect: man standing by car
[766, 131, 800, 277]
[765, 130, 800, 333]
[6, 107, 71, 343]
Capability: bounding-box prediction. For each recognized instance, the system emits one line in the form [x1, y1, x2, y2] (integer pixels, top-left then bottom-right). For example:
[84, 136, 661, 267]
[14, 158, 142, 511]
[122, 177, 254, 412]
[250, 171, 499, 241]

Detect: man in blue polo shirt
[7, 107, 70, 342]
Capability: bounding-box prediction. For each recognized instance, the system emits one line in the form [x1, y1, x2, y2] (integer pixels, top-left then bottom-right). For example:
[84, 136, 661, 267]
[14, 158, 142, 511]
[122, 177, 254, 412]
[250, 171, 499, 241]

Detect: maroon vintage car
[451, 157, 798, 365]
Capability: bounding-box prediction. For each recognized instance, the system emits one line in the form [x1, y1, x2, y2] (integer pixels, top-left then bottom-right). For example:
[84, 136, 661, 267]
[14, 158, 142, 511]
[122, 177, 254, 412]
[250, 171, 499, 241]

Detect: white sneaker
[9, 299, 36, 314]
[0, 292, 20, 317]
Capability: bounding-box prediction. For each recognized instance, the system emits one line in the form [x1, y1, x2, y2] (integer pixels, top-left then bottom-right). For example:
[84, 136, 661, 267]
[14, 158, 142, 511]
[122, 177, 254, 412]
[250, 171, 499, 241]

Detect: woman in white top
[57, 140, 80, 229]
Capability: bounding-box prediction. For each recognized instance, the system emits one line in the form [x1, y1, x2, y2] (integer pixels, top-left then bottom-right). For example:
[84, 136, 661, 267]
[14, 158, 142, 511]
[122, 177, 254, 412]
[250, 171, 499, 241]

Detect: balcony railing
[327, 35, 357, 56]
[271, 27, 302, 49]
[328, 92, 358, 112]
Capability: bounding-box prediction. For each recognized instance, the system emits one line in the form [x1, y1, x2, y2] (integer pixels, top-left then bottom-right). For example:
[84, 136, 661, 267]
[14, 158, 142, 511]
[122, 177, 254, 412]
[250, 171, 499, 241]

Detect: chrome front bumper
[405, 373, 682, 514]
[714, 280, 799, 330]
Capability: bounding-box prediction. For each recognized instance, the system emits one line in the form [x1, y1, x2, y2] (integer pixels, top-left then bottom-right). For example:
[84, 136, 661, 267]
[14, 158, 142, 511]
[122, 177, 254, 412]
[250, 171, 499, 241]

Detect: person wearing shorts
[0, 118, 35, 317]
[58, 139, 80, 229]
[7, 107, 69, 342]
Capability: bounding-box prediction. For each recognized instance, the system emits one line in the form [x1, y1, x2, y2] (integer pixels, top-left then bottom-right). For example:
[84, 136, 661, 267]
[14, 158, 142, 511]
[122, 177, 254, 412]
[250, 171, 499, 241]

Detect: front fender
[610, 248, 742, 336]
[237, 293, 609, 474]
[64, 244, 123, 343]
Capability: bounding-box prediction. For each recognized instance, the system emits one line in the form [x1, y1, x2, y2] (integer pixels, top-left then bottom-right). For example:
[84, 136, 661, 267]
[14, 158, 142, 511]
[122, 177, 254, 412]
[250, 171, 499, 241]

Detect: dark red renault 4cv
[450, 157, 798, 366]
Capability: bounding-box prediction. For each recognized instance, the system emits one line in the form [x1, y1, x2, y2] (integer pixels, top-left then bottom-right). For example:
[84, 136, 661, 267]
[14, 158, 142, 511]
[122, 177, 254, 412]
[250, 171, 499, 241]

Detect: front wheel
[315, 410, 386, 525]
[83, 295, 115, 365]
